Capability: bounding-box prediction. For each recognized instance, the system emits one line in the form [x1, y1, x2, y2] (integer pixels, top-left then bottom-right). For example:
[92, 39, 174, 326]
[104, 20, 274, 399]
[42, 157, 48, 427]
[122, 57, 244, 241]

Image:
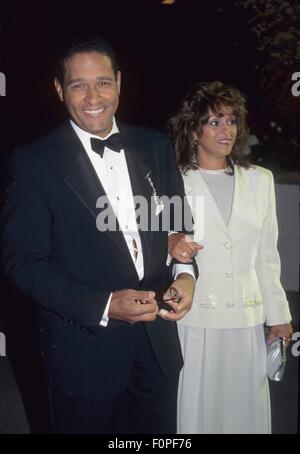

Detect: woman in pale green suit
[167, 81, 292, 434]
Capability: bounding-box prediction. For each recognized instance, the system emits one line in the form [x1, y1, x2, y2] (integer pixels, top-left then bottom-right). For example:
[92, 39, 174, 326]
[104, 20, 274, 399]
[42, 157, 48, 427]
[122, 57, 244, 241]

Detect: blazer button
[223, 241, 231, 249]
[224, 271, 233, 278]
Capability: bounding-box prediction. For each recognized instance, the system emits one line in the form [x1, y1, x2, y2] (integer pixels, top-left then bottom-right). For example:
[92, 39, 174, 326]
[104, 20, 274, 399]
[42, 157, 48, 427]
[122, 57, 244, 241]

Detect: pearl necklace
[198, 166, 231, 175]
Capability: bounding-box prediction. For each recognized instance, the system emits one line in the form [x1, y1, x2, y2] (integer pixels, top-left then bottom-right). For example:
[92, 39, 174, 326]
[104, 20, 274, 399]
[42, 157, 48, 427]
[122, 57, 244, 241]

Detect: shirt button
[110, 166, 114, 170]
[223, 241, 231, 249]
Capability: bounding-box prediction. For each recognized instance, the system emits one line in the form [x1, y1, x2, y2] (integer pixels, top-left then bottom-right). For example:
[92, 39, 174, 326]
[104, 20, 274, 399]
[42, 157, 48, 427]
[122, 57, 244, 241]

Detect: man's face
[55, 51, 121, 137]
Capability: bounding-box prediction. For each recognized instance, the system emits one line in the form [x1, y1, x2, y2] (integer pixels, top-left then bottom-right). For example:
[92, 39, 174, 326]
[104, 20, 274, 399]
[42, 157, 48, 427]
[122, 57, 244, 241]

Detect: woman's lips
[217, 137, 232, 145]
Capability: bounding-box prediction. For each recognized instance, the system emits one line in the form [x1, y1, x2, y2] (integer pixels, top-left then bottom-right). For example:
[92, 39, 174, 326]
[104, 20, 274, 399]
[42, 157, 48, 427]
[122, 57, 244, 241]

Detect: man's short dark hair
[56, 33, 120, 84]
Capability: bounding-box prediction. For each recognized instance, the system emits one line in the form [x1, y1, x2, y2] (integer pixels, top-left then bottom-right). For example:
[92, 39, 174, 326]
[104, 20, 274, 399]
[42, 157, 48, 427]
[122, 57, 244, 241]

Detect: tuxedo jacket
[1, 121, 194, 400]
[179, 165, 291, 329]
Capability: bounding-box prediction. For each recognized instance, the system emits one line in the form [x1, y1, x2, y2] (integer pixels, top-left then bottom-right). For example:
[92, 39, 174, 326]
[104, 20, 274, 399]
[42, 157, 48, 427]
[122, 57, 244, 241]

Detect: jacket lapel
[64, 144, 105, 218]
[184, 165, 256, 240]
[228, 165, 255, 233]
[62, 123, 130, 258]
[185, 170, 231, 238]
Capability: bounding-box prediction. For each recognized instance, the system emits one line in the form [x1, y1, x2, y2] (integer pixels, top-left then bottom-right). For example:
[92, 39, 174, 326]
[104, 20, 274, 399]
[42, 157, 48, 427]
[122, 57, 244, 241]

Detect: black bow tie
[90, 133, 123, 158]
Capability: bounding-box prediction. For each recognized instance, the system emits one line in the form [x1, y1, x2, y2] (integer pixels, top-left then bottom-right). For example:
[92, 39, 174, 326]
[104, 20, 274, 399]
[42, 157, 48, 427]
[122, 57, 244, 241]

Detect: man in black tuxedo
[1, 35, 197, 434]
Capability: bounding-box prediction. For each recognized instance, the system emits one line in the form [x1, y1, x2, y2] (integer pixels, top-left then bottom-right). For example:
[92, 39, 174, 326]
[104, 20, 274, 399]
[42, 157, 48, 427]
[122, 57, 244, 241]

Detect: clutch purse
[266, 337, 286, 382]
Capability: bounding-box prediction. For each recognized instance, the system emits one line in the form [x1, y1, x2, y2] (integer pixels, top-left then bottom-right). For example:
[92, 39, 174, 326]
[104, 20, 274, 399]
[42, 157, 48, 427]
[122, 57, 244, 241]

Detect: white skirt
[177, 324, 271, 434]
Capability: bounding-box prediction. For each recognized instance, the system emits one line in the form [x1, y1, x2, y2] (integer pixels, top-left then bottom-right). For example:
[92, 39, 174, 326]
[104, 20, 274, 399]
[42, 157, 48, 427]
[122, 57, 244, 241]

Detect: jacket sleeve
[165, 136, 199, 280]
[255, 171, 291, 326]
[1, 153, 111, 330]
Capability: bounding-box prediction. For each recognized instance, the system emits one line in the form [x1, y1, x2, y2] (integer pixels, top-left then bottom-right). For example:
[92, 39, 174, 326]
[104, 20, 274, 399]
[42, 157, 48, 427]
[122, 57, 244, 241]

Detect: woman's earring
[191, 138, 199, 147]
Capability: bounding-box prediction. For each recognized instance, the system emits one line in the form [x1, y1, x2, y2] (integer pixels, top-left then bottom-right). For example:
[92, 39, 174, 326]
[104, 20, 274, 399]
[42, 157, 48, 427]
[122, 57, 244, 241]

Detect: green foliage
[237, 0, 300, 172]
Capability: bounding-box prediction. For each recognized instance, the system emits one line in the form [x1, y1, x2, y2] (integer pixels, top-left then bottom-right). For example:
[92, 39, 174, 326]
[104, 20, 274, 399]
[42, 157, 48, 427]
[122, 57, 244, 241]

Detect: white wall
[275, 183, 299, 292]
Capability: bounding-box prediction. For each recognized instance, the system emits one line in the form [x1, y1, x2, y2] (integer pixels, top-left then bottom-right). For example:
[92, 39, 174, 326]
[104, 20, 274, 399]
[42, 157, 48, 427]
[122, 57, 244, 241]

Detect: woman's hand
[168, 233, 203, 263]
[267, 323, 293, 348]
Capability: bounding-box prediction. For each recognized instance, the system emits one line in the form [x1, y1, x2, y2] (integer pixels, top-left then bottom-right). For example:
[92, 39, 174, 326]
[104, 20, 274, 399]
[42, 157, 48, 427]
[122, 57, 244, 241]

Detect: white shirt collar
[70, 117, 119, 151]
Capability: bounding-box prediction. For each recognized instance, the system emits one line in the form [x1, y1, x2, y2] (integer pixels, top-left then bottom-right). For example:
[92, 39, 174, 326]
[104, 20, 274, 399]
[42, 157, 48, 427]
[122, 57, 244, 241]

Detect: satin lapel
[228, 165, 255, 233]
[121, 131, 153, 275]
[65, 145, 105, 218]
[63, 124, 129, 258]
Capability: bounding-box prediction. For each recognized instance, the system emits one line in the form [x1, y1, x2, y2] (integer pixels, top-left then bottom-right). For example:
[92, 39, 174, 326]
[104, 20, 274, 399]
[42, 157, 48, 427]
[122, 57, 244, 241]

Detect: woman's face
[194, 107, 237, 162]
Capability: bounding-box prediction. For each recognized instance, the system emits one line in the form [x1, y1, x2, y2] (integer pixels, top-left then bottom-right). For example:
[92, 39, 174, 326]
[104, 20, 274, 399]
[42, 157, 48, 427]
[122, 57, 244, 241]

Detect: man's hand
[158, 273, 195, 321]
[267, 323, 293, 348]
[109, 290, 158, 323]
[168, 233, 203, 263]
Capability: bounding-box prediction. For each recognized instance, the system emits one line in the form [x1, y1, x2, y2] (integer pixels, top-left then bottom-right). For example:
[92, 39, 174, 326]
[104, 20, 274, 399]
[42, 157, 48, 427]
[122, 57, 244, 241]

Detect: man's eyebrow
[67, 76, 114, 86]
[67, 79, 84, 86]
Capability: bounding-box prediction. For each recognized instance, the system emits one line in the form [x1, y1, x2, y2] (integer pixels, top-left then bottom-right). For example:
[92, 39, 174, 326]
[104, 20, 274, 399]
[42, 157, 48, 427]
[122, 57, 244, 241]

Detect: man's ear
[116, 71, 121, 95]
[54, 78, 64, 102]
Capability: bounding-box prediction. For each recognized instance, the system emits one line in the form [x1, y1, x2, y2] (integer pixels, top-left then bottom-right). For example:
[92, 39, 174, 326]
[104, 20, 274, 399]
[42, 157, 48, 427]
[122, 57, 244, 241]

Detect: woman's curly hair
[167, 81, 250, 173]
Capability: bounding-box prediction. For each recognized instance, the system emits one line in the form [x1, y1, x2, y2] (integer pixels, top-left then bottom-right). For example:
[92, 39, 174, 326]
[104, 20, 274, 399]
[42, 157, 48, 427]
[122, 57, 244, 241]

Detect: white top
[199, 168, 234, 226]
